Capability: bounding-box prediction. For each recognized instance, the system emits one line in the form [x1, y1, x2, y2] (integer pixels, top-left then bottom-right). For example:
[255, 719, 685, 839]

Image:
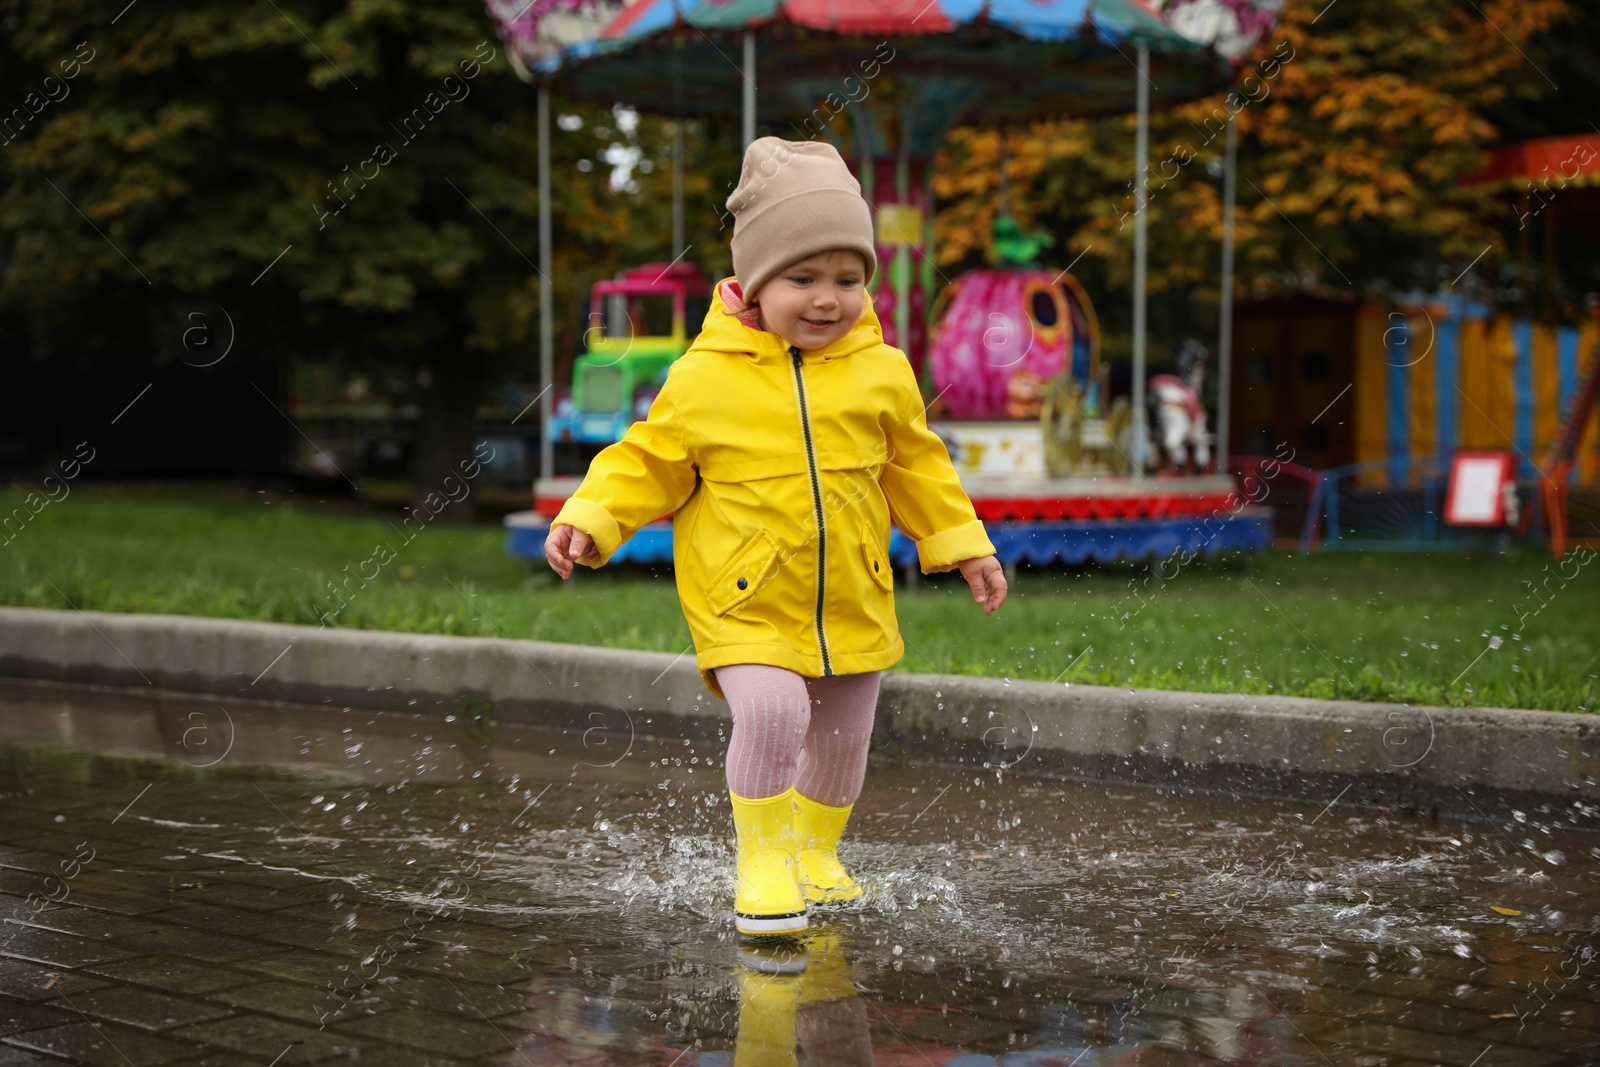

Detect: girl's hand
[544, 524, 597, 579]
[957, 555, 1008, 615]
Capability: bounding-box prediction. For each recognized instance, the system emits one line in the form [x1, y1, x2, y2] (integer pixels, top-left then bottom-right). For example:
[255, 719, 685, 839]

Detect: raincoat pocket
[707, 528, 782, 617]
[862, 522, 893, 593]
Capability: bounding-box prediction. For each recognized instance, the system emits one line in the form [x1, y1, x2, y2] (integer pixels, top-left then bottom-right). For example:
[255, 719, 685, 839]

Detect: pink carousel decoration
[926, 216, 1101, 421]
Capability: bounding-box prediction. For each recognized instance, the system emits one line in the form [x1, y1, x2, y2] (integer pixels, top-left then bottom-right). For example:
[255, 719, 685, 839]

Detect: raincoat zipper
[790, 344, 833, 676]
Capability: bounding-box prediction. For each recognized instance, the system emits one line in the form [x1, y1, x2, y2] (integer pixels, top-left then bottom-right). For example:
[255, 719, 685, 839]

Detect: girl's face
[752, 251, 867, 351]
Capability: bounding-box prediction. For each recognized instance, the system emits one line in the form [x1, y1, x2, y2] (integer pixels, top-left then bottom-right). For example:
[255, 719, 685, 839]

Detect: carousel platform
[529, 473, 1241, 524]
[510, 472, 1268, 572]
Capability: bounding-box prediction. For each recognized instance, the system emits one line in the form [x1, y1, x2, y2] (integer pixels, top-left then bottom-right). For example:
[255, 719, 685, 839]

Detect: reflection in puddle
[0, 680, 1594, 1065]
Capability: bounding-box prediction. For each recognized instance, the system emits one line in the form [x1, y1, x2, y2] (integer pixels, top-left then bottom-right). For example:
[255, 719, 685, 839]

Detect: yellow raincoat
[551, 280, 996, 699]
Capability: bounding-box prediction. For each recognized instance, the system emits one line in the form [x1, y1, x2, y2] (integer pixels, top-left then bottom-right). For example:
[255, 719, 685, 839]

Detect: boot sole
[803, 895, 864, 912]
[735, 910, 809, 936]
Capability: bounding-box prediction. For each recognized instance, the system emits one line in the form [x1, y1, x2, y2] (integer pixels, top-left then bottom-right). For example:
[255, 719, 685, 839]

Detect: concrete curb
[0, 607, 1595, 824]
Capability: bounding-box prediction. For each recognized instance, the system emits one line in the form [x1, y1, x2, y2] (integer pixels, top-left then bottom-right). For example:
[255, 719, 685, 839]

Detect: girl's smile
[752, 250, 867, 351]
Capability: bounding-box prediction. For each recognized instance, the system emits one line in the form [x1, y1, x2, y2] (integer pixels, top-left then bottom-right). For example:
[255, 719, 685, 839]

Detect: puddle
[0, 679, 1596, 1065]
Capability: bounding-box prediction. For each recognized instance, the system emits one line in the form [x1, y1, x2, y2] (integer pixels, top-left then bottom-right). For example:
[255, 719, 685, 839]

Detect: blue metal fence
[1311, 455, 1498, 552]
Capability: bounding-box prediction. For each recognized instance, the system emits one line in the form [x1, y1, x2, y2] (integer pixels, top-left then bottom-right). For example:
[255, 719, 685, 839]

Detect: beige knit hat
[726, 137, 878, 305]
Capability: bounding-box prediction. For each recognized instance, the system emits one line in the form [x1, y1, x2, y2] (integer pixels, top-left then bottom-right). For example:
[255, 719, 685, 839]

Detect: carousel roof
[508, 0, 1232, 123]
[597, 0, 1182, 46]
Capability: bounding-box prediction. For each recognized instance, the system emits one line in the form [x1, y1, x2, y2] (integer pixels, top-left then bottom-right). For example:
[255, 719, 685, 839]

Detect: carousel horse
[1146, 339, 1211, 474]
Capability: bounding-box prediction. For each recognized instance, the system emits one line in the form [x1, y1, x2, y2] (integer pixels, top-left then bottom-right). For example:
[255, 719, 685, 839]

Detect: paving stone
[113, 926, 277, 962]
[0, 959, 110, 1001]
[335, 1008, 514, 1057]
[0, 872, 47, 896]
[227, 951, 356, 988]
[0, 1045, 55, 1066]
[0, 849, 70, 874]
[3, 834, 103, 857]
[168, 1014, 363, 1065]
[155, 902, 301, 938]
[66, 985, 237, 1032]
[273, 902, 359, 925]
[2, 926, 144, 969]
[0, 1002, 73, 1039]
[159, 879, 302, 911]
[4, 906, 168, 941]
[58, 884, 182, 917]
[2, 1020, 209, 1067]
[83, 955, 261, 995]
[210, 885, 336, 912]
[210, 979, 384, 1027]
[204, 869, 337, 894]
[252, 920, 357, 952]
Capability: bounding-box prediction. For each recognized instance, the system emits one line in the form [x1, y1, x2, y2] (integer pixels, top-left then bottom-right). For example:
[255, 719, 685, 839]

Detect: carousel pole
[1217, 112, 1236, 473]
[895, 89, 921, 357]
[742, 32, 756, 148]
[538, 82, 554, 484]
[672, 124, 684, 258]
[672, 58, 684, 259]
[1131, 45, 1150, 473]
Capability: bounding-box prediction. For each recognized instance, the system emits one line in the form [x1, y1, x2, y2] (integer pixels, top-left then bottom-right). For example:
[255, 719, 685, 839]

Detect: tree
[0, 0, 711, 514]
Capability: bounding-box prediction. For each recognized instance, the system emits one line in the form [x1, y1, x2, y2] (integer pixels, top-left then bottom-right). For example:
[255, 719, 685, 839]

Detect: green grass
[1, 486, 1595, 712]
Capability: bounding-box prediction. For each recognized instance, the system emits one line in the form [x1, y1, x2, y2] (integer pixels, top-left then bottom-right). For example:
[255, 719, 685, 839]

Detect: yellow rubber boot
[729, 790, 808, 937]
[789, 789, 865, 908]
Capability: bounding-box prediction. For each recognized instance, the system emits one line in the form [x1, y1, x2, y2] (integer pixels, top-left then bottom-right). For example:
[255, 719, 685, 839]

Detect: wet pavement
[0, 679, 1596, 1066]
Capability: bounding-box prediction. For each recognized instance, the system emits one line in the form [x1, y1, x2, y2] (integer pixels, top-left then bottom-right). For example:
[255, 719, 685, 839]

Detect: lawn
[1, 486, 1595, 713]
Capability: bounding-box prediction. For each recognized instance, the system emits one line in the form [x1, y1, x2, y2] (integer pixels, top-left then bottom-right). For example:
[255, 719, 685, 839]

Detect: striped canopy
[602, 0, 1181, 45]
[520, 0, 1232, 126]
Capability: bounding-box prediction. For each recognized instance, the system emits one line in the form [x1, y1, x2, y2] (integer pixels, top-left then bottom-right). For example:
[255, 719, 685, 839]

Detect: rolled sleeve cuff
[913, 519, 996, 574]
[549, 496, 621, 567]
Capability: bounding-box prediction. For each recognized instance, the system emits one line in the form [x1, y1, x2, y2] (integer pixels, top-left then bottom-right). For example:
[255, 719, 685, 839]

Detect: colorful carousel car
[549, 262, 709, 444]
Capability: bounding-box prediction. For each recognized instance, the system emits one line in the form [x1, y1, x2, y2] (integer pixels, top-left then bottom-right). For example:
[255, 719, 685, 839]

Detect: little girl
[545, 137, 1007, 937]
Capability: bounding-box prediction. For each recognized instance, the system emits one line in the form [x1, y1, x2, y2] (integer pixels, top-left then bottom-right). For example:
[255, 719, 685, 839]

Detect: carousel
[496, 0, 1274, 575]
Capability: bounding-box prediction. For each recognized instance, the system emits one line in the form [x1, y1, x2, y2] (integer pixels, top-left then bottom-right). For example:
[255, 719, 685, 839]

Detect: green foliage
[0, 0, 738, 381]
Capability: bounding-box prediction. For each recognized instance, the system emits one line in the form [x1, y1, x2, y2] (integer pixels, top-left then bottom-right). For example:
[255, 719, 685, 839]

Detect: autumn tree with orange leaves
[932, 0, 1571, 361]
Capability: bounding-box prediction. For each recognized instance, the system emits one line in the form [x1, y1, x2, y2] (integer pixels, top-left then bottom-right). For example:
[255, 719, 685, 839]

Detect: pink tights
[715, 664, 881, 807]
